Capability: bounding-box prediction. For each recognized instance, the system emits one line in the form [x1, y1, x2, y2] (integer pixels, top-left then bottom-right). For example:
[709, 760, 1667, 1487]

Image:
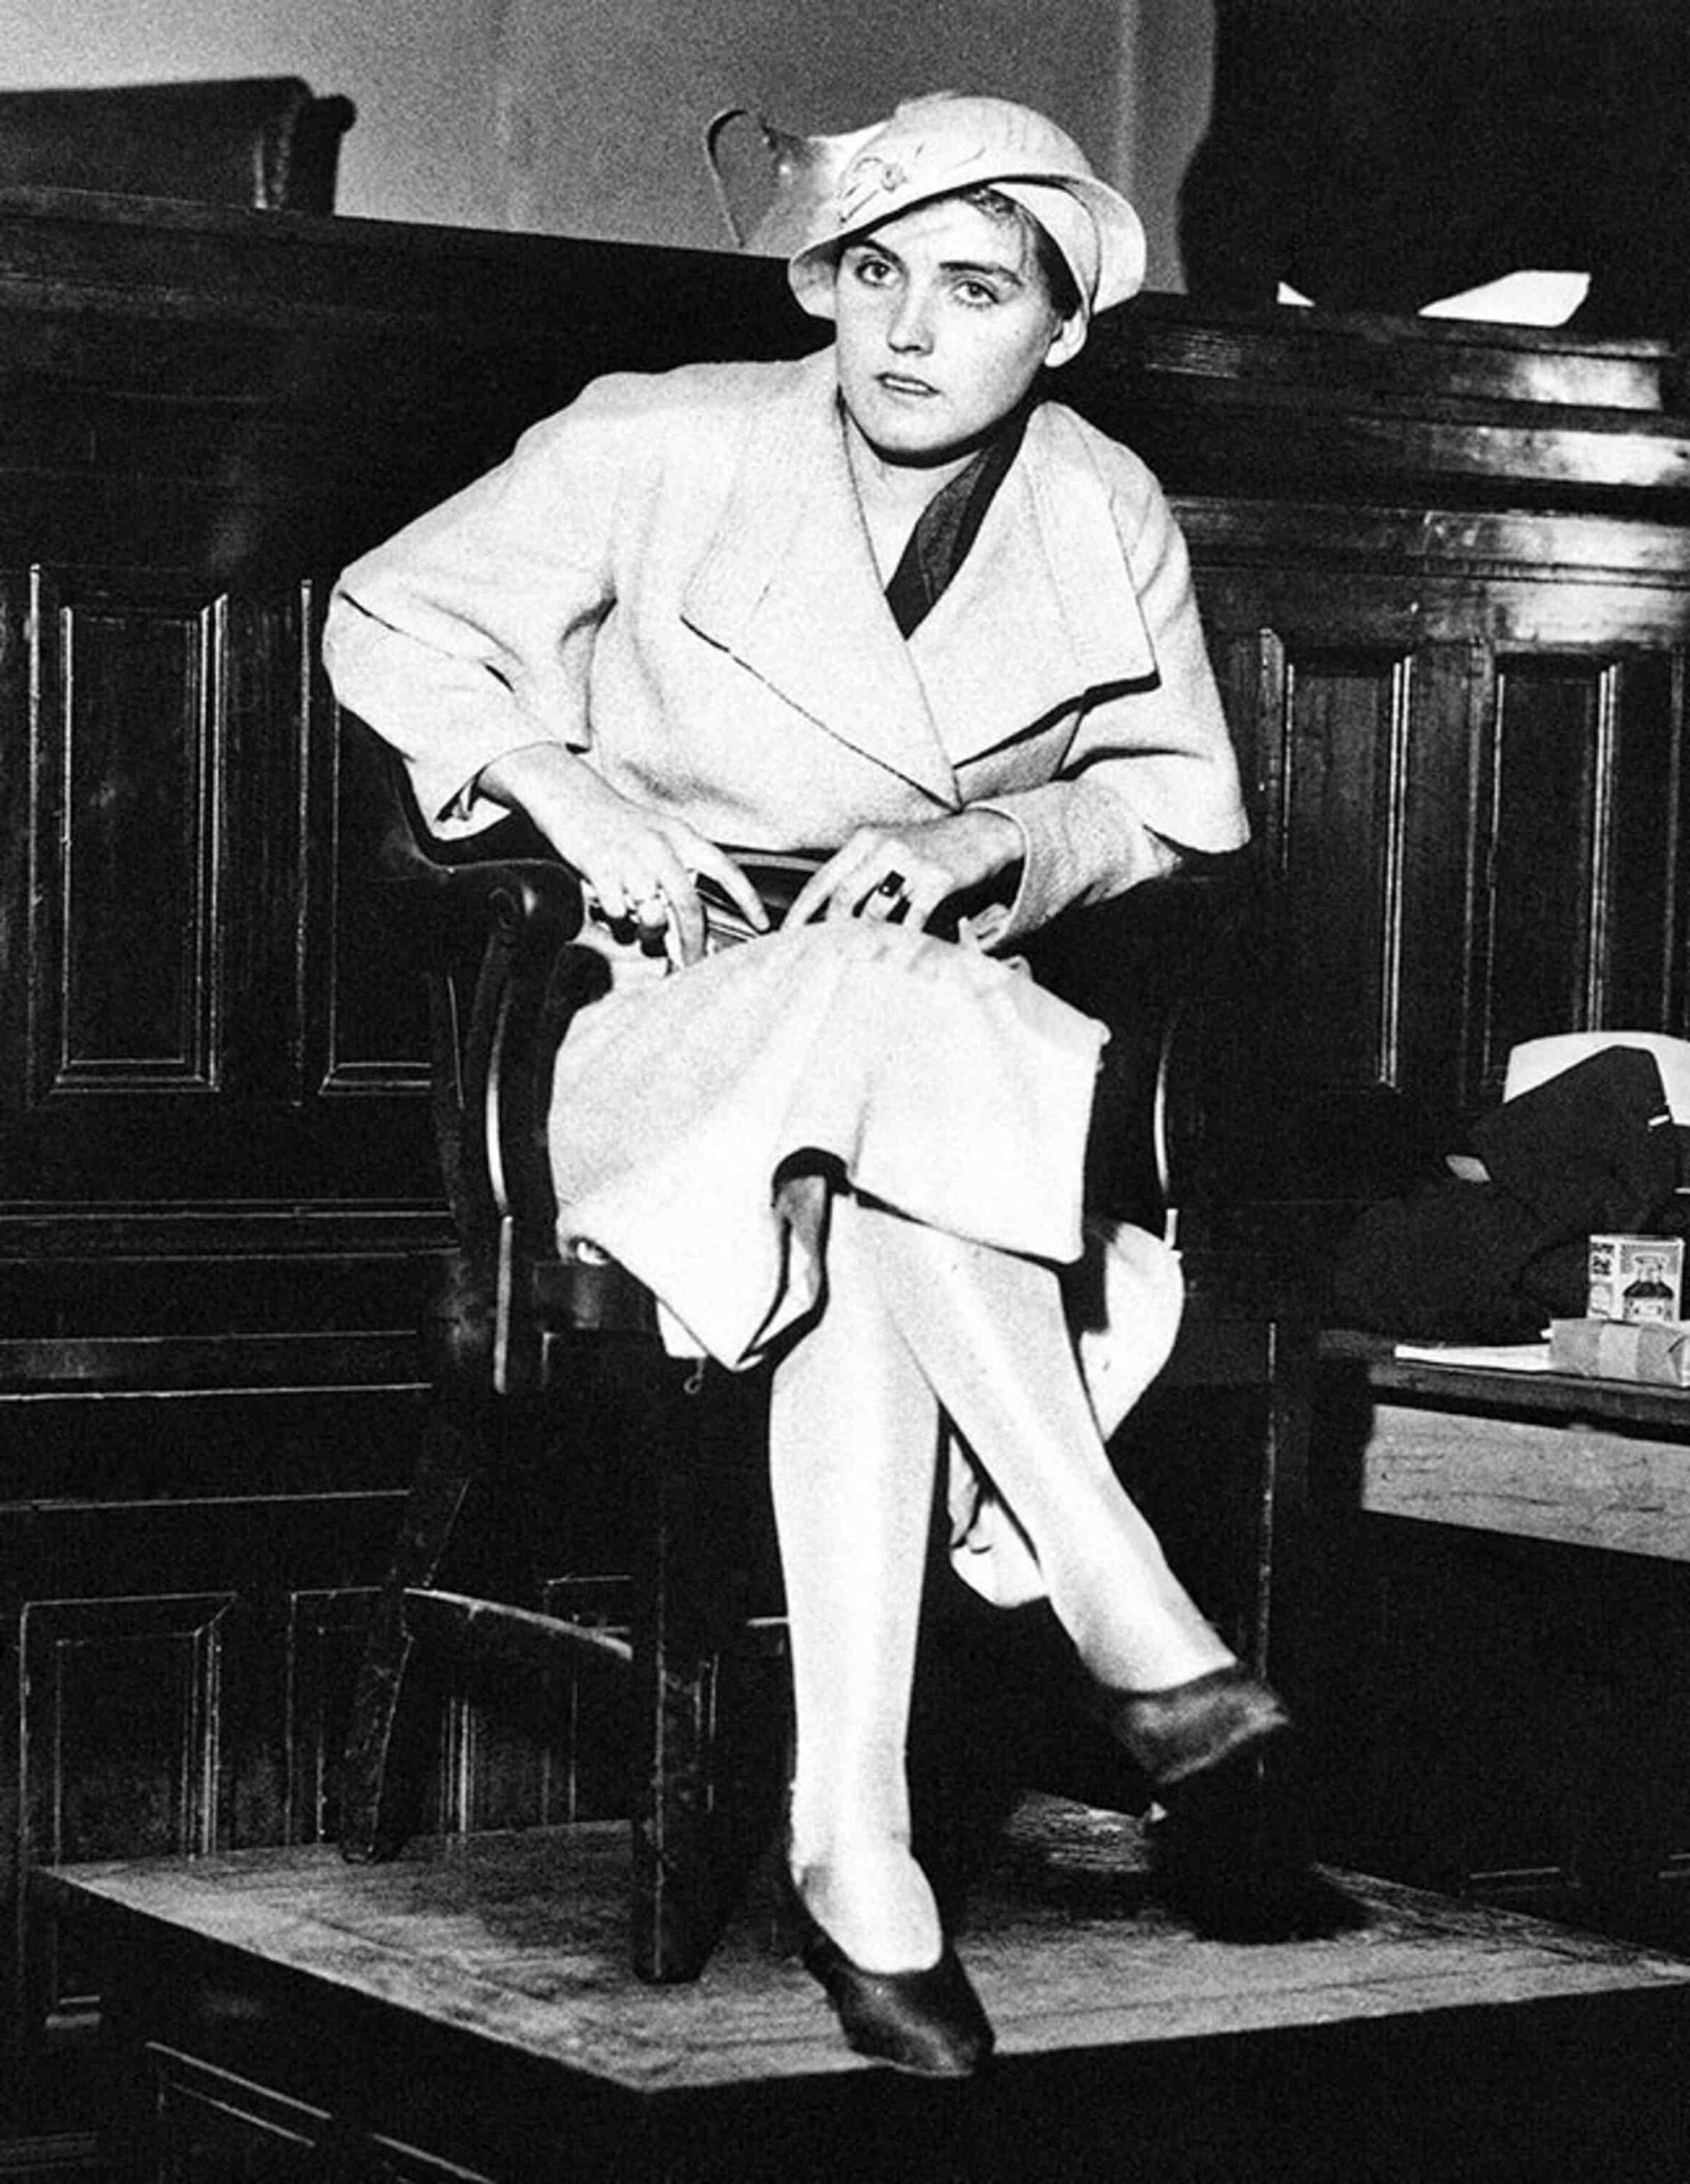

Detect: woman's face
[831, 194, 1085, 469]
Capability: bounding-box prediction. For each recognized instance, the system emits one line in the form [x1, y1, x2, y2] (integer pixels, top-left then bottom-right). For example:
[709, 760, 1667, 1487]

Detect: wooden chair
[336, 724, 1315, 1982]
[0, 77, 355, 213]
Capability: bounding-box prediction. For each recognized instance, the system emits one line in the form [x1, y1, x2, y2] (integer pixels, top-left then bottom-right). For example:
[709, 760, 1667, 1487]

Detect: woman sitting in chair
[325, 93, 1314, 2077]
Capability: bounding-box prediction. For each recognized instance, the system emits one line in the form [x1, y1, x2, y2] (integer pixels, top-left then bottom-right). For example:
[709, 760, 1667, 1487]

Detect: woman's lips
[877, 373, 938, 397]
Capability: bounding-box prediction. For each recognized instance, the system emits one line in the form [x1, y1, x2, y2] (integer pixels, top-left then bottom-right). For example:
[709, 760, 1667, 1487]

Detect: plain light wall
[17, 0, 1215, 284]
[1115, 0, 1215, 293]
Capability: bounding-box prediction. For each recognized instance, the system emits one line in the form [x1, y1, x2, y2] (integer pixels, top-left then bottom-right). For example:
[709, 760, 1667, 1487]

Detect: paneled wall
[0, 193, 809, 2161]
[1195, 519, 1690, 1190]
[2, 188, 1689, 2168]
[1068, 312, 1690, 1220]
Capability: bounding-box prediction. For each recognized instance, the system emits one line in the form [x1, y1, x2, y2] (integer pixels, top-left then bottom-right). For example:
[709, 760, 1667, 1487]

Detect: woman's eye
[955, 280, 1000, 307]
[852, 255, 895, 287]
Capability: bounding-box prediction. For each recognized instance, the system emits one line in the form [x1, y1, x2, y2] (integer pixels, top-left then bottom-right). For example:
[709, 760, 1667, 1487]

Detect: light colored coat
[323, 345, 1249, 1599]
[323, 347, 1246, 946]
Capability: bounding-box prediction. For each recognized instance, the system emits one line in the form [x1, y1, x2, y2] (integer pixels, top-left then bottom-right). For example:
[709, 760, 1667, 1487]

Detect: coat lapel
[909, 405, 1159, 769]
[682, 358, 1161, 794]
[682, 354, 959, 804]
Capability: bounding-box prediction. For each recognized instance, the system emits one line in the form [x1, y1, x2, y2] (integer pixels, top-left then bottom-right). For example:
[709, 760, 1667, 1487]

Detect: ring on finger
[875, 871, 907, 900]
[632, 886, 670, 922]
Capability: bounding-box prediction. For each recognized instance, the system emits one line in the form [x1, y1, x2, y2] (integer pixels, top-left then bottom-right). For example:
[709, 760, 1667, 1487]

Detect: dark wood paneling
[1277, 643, 1410, 1093]
[1190, 500, 1690, 1223]
[1483, 656, 1606, 1077]
[4, 562, 432, 1213]
[23, 1594, 234, 2038]
[1, 192, 1689, 2164]
[41, 577, 223, 1093]
[0, 1403, 420, 2138]
[1606, 649, 1689, 1032]
[23, 1595, 232, 1867]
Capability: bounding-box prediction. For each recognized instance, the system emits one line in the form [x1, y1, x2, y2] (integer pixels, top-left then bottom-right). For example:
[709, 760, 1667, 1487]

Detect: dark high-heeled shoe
[776, 1859, 995, 2078]
[1094, 1662, 1292, 1792]
[1095, 1665, 1363, 1942]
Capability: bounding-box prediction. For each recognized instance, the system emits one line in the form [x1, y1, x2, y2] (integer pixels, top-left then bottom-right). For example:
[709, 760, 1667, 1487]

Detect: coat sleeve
[322, 378, 643, 839]
[971, 454, 1248, 944]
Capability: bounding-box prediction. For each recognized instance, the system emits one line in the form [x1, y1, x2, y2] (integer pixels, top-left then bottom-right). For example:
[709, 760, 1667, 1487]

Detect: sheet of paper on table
[1393, 1341, 1554, 1372]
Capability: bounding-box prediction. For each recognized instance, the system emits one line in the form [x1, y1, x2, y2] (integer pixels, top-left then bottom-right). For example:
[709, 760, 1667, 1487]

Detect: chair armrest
[417, 856, 601, 1255]
[341, 722, 596, 1245]
[372, 853, 588, 971]
[349, 721, 590, 966]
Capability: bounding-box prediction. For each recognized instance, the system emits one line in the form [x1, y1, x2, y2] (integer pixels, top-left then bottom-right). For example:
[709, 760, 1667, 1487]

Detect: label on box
[1587, 1235, 1683, 1324]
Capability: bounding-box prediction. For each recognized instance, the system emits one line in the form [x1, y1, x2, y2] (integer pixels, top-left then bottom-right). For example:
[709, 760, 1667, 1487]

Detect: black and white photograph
[4, 5, 1690, 2177]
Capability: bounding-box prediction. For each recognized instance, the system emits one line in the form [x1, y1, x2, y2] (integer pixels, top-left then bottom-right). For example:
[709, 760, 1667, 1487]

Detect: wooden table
[1303, 1332, 1690, 1944]
[1319, 1330, 1690, 1562]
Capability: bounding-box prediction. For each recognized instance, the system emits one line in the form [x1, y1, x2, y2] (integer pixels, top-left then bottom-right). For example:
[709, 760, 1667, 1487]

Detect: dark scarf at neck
[882, 405, 1031, 639]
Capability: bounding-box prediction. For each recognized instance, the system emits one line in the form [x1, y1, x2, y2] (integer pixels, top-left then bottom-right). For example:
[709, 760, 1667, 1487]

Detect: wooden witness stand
[5, 184, 1690, 2173]
[37, 1811, 1690, 2180]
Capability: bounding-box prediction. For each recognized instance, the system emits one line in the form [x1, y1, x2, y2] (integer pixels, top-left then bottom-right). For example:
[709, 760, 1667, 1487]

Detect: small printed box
[1550, 1316, 1690, 1388]
[1587, 1234, 1683, 1324]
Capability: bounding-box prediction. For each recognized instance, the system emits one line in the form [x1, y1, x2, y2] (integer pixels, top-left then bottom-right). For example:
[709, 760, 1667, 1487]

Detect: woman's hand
[784, 810, 1023, 932]
[475, 743, 767, 966]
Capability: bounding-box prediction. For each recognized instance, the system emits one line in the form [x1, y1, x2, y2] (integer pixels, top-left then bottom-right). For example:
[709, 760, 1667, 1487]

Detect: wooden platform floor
[42, 1799, 1690, 2181]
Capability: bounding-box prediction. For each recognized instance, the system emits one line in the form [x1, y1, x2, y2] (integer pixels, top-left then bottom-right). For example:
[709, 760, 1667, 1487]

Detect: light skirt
[546, 919, 1182, 1606]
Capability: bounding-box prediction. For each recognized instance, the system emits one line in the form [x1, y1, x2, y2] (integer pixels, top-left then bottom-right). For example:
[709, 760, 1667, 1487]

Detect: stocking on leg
[860, 1204, 1236, 1695]
[858, 1207, 1336, 1941]
[769, 1192, 946, 1972]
